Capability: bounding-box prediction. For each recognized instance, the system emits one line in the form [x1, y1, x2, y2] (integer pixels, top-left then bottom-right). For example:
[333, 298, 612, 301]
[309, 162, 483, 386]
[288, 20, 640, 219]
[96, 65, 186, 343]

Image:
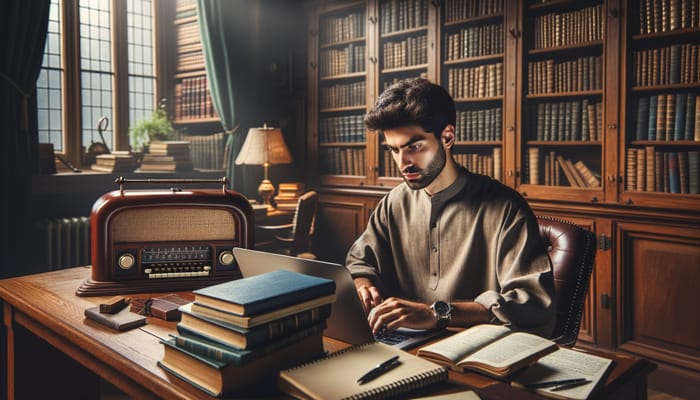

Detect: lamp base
[258, 179, 275, 209]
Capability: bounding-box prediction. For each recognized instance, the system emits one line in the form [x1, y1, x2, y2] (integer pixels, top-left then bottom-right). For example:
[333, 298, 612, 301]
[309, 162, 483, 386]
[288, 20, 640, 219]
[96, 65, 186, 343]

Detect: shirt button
[432, 246, 437, 252]
[432, 272, 437, 277]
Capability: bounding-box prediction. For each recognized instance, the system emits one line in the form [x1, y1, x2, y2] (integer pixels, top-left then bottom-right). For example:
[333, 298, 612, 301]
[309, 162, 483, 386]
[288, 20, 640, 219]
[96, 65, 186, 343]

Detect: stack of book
[138, 141, 193, 172]
[273, 182, 305, 211]
[157, 269, 336, 397]
[90, 151, 138, 173]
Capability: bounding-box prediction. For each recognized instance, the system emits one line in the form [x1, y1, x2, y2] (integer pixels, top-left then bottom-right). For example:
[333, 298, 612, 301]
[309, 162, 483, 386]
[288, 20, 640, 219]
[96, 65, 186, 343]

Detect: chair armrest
[256, 223, 294, 231]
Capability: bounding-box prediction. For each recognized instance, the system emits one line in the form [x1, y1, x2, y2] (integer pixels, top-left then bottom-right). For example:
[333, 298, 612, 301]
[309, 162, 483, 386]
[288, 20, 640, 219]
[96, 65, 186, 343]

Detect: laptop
[232, 247, 446, 350]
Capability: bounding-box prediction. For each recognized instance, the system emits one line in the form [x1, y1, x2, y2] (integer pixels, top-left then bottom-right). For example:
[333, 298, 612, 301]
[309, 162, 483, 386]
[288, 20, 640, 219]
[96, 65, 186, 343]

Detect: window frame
[45, 0, 170, 170]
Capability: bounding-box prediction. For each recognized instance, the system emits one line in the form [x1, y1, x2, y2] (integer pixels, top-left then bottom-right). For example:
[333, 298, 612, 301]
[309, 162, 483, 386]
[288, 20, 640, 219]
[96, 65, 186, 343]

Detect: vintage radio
[76, 177, 254, 296]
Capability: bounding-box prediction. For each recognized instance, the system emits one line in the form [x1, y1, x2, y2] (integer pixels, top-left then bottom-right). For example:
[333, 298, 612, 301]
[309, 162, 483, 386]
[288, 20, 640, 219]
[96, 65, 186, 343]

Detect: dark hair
[364, 78, 456, 138]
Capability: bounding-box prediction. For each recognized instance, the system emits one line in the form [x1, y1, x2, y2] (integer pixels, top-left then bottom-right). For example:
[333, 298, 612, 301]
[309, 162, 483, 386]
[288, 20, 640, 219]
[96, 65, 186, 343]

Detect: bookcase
[173, 0, 218, 124]
[307, 0, 700, 395]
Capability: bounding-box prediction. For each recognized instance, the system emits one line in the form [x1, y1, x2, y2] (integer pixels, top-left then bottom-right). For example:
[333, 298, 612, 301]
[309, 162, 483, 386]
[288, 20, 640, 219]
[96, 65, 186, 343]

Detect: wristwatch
[430, 300, 452, 329]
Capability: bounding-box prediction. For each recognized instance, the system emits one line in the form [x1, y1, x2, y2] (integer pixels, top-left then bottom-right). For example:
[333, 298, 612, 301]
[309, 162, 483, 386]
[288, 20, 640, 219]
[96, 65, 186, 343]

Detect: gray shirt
[346, 168, 555, 336]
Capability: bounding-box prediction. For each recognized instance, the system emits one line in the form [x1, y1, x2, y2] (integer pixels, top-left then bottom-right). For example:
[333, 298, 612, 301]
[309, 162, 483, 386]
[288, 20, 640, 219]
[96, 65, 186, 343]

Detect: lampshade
[235, 124, 293, 166]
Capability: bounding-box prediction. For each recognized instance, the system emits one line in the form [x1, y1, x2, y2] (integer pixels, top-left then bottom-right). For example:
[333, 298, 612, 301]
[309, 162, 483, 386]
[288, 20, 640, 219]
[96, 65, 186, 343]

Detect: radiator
[36, 216, 91, 270]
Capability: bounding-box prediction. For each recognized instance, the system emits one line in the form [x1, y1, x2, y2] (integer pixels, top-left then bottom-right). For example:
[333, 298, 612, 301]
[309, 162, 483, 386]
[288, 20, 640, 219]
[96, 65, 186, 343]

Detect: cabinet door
[615, 222, 700, 374]
[314, 193, 377, 264]
[439, 0, 507, 184]
[311, 2, 370, 187]
[516, 0, 608, 203]
[619, 0, 700, 210]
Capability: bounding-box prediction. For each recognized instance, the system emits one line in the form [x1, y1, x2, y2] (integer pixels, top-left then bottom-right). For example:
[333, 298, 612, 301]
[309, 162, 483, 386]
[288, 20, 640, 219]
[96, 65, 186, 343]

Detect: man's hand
[353, 277, 384, 315]
[367, 297, 435, 335]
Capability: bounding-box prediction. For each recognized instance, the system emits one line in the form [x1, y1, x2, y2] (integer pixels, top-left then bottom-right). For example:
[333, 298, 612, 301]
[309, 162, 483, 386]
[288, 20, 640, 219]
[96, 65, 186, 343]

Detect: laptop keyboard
[374, 330, 411, 345]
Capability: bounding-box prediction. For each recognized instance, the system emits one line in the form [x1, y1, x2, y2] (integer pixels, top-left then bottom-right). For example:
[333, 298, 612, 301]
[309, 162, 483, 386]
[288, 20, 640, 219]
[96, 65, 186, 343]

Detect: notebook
[233, 247, 447, 349]
[278, 341, 448, 400]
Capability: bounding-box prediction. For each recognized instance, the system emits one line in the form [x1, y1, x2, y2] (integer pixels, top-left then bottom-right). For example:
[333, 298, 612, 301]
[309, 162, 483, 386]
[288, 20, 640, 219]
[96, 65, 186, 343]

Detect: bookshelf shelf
[526, 90, 604, 99]
[382, 64, 429, 74]
[443, 13, 503, 27]
[527, 141, 603, 146]
[320, 72, 367, 81]
[443, 53, 504, 66]
[380, 25, 428, 39]
[528, 41, 604, 55]
[319, 142, 367, 147]
[319, 36, 367, 50]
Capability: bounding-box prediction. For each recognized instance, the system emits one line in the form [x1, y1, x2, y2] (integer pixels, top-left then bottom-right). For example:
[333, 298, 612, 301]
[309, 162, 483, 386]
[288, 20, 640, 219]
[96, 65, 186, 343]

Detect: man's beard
[402, 145, 446, 190]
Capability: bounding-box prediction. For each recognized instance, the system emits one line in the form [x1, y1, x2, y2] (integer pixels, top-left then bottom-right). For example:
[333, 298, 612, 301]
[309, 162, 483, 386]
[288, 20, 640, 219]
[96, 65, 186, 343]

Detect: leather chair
[537, 216, 597, 347]
[256, 191, 318, 258]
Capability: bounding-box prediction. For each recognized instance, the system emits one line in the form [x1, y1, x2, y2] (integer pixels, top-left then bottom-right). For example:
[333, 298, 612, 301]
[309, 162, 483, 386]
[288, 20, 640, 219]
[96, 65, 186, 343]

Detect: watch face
[434, 301, 450, 315]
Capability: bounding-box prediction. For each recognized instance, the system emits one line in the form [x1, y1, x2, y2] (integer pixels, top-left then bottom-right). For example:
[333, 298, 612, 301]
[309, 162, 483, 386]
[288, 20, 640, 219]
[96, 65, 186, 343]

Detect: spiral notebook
[278, 341, 448, 400]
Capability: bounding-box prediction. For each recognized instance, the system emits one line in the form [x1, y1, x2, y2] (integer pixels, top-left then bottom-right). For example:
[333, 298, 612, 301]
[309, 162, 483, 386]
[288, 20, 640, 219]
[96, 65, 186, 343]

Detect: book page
[417, 324, 512, 364]
[512, 347, 614, 400]
[462, 331, 555, 369]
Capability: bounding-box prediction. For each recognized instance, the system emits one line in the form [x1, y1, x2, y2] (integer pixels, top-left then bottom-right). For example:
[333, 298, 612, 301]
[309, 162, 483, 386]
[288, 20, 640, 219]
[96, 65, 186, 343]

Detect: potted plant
[129, 99, 176, 152]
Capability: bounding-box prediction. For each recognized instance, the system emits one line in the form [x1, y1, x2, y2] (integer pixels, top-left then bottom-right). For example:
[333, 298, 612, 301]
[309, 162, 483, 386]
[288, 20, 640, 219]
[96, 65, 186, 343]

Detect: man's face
[383, 125, 446, 190]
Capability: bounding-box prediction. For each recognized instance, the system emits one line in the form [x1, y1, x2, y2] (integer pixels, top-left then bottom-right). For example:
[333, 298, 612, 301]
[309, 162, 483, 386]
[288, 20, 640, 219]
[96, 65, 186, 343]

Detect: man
[346, 78, 555, 338]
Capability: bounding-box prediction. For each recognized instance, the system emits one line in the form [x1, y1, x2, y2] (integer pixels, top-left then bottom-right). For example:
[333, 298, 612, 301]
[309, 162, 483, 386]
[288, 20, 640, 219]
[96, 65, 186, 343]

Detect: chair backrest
[290, 191, 318, 255]
[537, 216, 597, 347]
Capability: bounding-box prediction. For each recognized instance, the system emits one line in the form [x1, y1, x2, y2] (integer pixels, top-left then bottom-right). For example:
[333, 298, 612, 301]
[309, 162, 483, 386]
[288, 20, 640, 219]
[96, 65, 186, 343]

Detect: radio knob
[219, 251, 234, 266]
[118, 253, 135, 270]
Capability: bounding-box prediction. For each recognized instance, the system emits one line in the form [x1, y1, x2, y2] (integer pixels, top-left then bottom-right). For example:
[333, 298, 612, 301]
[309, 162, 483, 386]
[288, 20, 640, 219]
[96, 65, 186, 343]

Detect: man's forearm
[448, 301, 492, 328]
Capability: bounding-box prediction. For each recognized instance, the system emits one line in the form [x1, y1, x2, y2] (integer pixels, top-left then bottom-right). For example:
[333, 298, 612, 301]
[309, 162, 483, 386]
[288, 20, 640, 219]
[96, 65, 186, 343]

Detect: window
[37, 0, 160, 166]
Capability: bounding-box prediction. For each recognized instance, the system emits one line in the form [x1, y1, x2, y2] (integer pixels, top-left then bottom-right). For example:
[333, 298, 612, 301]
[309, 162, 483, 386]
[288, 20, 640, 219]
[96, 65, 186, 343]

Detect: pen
[356, 355, 401, 384]
[550, 379, 591, 391]
[524, 378, 589, 389]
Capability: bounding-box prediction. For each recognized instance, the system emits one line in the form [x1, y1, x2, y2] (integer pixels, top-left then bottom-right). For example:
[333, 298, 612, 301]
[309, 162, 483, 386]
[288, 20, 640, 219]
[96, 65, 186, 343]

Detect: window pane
[127, 0, 156, 132]
[37, 0, 63, 151]
[80, 0, 113, 150]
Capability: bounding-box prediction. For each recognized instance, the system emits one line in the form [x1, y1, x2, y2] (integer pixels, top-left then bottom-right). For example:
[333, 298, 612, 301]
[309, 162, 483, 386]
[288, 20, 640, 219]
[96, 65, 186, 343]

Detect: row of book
[382, 34, 428, 70]
[174, 75, 217, 121]
[527, 56, 603, 95]
[320, 43, 365, 78]
[319, 115, 365, 144]
[626, 148, 700, 194]
[633, 43, 700, 87]
[379, 0, 428, 34]
[182, 132, 226, 171]
[273, 182, 305, 211]
[455, 107, 503, 142]
[443, 23, 504, 62]
[442, 0, 503, 23]
[319, 9, 364, 45]
[157, 269, 336, 397]
[320, 81, 366, 109]
[90, 151, 139, 173]
[634, 93, 700, 142]
[320, 147, 366, 176]
[532, 100, 603, 142]
[382, 72, 428, 90]
[380, 148, 503, 182]
[138, 141, 194, 172]
[446, 62, 503, 99]
[528, 148, 601, 188]
[637, 0, 700, 35]
[531, 4, 604, 50]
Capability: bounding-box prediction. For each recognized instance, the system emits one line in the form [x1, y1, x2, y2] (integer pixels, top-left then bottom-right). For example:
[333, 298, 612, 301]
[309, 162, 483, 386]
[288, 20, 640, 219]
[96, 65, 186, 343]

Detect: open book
[416, 324, 557, 378]
[510, 347, 614, 400]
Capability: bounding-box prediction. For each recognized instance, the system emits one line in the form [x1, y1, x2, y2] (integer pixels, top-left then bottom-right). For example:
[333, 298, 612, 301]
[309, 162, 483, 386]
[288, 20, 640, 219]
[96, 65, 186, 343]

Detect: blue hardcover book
[674, 93, 686, 141]
[685, 93, 696, 141]
[668, 152, 680, 193]
[636, 97, 649, 141]
[192, 269, 335, 316]
[648, 95, 658, 141]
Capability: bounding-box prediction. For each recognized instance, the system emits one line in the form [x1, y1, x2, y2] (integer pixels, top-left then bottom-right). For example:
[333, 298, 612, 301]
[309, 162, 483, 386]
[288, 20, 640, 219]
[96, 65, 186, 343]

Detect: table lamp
[235, 124, 293, 209]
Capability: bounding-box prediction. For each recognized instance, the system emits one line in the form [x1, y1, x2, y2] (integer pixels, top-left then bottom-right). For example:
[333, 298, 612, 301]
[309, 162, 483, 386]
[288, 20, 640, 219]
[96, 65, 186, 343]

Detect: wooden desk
[0, 267, 655, 399]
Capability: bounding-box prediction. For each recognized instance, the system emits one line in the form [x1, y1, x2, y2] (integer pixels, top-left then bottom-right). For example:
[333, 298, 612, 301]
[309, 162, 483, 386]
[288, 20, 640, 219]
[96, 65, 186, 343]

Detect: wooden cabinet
[307, 0, 700, 394]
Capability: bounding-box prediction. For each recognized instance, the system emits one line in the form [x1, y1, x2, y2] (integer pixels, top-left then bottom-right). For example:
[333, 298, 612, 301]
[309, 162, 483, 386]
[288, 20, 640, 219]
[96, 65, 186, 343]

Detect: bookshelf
[621, 0, 700, 209]
[440, 0, 505, 184]
[307, 0, 700, 395]
[173, 0, 218, 124]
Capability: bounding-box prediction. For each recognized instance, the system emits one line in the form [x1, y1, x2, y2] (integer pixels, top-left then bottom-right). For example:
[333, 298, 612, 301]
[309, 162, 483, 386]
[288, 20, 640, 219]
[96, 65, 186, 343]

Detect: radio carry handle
[114, 176, 228, 195]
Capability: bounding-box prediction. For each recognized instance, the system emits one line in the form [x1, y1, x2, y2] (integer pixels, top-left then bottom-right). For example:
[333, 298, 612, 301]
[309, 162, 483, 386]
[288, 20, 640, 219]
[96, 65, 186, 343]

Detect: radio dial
[219, 251, 234, 266]
[118, 253, 135, 270]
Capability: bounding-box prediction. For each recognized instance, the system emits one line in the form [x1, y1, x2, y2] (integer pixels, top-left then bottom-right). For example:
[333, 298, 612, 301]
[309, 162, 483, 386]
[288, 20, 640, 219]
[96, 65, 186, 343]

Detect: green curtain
[196, 0, 246, 189]
[0, 1, 49, 277]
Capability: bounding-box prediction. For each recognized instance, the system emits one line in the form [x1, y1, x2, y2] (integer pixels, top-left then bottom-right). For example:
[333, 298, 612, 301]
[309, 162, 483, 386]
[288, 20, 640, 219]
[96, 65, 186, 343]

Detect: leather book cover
[84, 306, 147, 331]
